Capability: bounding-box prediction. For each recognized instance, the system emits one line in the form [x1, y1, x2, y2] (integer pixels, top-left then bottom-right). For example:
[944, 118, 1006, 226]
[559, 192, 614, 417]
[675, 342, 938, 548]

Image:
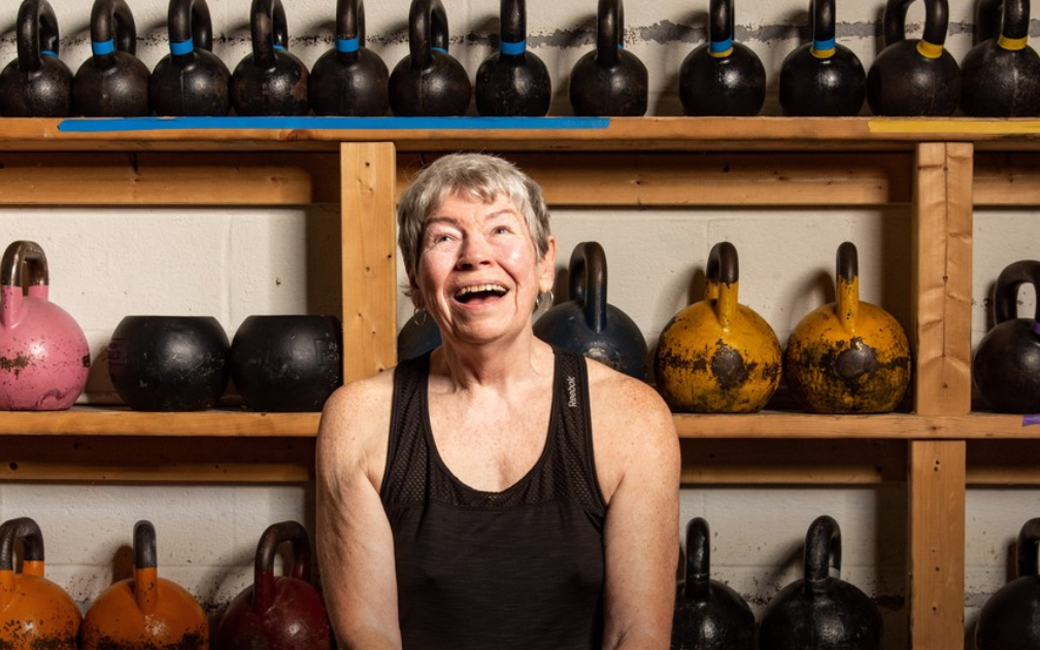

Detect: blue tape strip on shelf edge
[57, 116, 612, 132]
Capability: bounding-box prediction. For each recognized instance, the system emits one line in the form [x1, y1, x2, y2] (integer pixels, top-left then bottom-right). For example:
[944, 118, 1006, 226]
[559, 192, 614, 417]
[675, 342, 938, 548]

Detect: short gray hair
[398, 153, 552, 293]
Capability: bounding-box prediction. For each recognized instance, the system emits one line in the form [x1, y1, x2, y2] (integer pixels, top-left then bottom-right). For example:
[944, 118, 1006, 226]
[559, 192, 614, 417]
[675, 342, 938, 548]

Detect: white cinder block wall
[1, 0, 1037, 645]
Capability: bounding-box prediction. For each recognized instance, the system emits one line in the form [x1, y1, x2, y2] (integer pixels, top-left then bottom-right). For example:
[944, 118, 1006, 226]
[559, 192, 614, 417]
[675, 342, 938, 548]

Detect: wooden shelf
[675, 412, 1040, 439]
[0, 407, 320, 437]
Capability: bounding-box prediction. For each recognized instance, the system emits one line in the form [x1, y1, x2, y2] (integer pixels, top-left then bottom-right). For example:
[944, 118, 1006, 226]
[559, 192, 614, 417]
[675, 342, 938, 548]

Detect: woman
[316, 153, 679, 650]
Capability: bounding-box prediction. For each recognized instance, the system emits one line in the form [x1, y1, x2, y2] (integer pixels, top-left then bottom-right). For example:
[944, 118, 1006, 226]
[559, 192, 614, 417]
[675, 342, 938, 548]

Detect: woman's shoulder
[583, 358, 673, 429]
[317, 367, 398, 463]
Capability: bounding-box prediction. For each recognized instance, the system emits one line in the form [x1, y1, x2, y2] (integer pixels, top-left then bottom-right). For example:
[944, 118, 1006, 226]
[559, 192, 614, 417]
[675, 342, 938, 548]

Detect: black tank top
[381, 348, 607, 650]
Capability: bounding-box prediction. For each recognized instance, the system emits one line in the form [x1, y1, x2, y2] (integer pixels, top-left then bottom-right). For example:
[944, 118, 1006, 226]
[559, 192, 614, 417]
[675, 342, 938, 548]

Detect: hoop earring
[537, 290, 554, 312]
[414, 307, 428, 326]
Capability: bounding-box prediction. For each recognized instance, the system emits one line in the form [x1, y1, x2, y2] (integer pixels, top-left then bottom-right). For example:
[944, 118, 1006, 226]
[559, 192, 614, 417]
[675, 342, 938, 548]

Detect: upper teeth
[457, 284, 507, 297]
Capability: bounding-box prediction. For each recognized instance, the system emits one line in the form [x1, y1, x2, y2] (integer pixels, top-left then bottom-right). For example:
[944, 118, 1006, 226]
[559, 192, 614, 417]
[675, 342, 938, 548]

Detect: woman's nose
[457, 235, 492, 267]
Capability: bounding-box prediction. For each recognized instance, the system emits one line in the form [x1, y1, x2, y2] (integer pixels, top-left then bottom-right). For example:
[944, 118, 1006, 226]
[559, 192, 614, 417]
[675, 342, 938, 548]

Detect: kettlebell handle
[501, 0, 526, 50]
[836, 241, 859, 335]
[250, 0, 290, 67]
[408, 0, 450, 70]
[1017, 517, 1040, 577]
[90, 0, 137, 62]
[706, 242, 739, 331]
[883, 0, 949, 49]
[595, 0, 623, 67]
[684, 517, 711, 591]
[16, 0, 60, 74]
[568, 241, 609, 334]
[975, 0, 1004, 44]
[133, 520, 160, 616]
[335, 0, 366, 55]
[709, 0, 735, 55]
[993, 259, 1040, 324]
[999, 0, 1030, 44]
[804, 515, 842, 587]
[0, 517, 47, 571]
[168, 0, 214, 56]
[811, 0, 836, 53]
[254, 521, 312, 613]
[2, 241, 50, 289]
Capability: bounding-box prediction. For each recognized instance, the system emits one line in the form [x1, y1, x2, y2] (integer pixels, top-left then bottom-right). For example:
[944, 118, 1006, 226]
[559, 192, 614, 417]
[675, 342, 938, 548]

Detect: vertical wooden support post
[908, 440, 966, 650]
[908, 142, 972, 649]
[341, 142, 398, 382]
[912, 142, 973, 416]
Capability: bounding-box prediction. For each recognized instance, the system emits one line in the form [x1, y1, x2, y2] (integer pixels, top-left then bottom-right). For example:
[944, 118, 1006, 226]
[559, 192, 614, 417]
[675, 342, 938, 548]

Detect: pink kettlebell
[0, 241, 90, 410]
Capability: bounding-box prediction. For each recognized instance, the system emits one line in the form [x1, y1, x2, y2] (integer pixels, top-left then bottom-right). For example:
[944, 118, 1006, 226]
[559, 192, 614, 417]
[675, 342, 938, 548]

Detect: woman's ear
[538, 236, 557, 294]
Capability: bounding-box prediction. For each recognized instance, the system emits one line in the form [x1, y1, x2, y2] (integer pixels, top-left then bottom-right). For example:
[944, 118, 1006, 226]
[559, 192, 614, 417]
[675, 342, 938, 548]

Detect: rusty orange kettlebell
[784, 241, 911, 413]
[217, 521, 332, 649]
[654, 241, 782, 412]
[0, 517, 81, 649]
[80, 520, 208, 650]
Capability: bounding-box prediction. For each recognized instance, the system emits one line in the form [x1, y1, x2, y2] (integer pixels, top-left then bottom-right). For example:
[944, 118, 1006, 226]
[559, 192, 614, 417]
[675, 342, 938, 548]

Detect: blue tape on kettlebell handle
[432, 46, 448, 54]
[500, 39, 525, 55]
[92, 39, 115, 56]
[1023, 414, 1040, 426]
[813, 37, 836, 51]
[273, 44, 286, 51]
[170, 38, 194, 55]
[336, 36, 359, 53]
[41, 49, 57, 58]
[709, 38, 733, 58]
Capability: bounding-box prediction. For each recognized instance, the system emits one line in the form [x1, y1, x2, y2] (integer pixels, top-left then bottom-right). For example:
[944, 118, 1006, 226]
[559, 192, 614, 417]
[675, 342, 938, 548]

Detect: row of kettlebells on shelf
[673, 515, 1040, 650]
[0, 240, 344, 413]
[0, 0, 1034, 119]
[0, 516, 332, 649]
[403, 240, 915, 415]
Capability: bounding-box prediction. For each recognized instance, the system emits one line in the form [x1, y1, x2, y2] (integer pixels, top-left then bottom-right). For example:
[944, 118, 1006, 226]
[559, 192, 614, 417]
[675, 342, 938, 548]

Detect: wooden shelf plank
[0, 408, 319, 436]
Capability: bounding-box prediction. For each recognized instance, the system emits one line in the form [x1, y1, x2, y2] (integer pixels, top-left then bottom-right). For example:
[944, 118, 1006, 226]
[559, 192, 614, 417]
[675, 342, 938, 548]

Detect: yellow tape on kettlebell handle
[999, 35, 1029, 51]
[916, 39, 944, 59]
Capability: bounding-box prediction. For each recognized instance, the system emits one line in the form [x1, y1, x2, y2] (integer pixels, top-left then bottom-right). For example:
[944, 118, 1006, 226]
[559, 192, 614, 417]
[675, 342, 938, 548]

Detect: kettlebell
[973, 260, 1040, 413]
[778, 0, 865, 116]
[309, 0, 389, 116]
[679, 0, 765, 116]
[0, 241, 90, 411]
[0, 0, 72, 117]
[389, 0, 471, 116]
[150, 0, 230, 116]
[976, 517, 1040, 649]
[398, 310, 441, 360]
[654, 242, 781, 413]
[72, 0, 150, 117]
[476, 0, 551, 116]
[569, 0, 648, 116]
[783, 242, 911, 413]
[759, 515, 882, 650]
[230, 315, 343, 412]
[0, 517, 81, 650]
[108, 315, 230, 411]
[217, 521, 332, 649]
[960, 0, 1040, 116]
[533, 241, 648, 381]
[81, 521, 208, 650]
[231, 0, 309, 116]
[866, 0, 961, 116]
[671, 517, 754, 650]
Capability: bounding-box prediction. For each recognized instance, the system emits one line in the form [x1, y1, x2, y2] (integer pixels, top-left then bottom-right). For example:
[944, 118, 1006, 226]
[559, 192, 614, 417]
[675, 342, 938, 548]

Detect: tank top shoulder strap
[381, 353, 431, 505]
[552, 348, 607, 516]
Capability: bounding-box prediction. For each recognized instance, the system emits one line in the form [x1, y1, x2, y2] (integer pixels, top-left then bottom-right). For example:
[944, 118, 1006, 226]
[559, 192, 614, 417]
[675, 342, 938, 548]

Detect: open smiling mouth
[455, 283, 509, 304]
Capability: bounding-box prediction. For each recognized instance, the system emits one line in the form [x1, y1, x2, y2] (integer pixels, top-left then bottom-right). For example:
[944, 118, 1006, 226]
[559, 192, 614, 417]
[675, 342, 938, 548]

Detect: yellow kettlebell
[654, 241, 782, 413]
[784, 241, 911, 413]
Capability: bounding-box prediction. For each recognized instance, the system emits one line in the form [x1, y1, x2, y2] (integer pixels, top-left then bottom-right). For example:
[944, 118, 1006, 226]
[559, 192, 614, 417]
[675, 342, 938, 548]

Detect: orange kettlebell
[0, 517, 81, 649]
[80, 520, 209, 649]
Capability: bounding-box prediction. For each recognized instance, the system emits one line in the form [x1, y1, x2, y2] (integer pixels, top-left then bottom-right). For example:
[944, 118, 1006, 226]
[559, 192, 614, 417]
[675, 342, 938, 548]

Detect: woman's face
[414, 191, 555, 348]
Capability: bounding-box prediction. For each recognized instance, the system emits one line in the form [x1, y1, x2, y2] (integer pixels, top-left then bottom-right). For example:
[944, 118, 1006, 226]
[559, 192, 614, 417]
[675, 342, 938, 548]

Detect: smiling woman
[316, 152, 680, 650]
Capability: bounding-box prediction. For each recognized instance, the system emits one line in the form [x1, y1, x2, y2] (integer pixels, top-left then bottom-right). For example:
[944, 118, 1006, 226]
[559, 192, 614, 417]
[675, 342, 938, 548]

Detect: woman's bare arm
[316, 379, 403, 650]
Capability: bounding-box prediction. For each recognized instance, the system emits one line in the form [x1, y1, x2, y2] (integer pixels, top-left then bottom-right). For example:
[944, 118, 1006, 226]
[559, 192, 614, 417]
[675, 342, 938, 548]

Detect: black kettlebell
[569, 0, 648, 117]
[976, 518, 1040, 649]
[231, 0, 309, 116]
[973, 260, 1040, 413]
[976, 0, 1005, 43]
[309, 0, 389, 116]
[672, 518, 754, 650]
[73, 0, 150, 117]
[150, 0, 231, 116]
[534, 241, 648, 381]
[679, 0, 765, 116]
[866, 0, 961, 116]
[397, 311, 441, 360]
[779, 0, 865, 116]
[389, 0, 471, 116]
[759, 515, 882, 650]
[961, 0, 1040, 116]
[230, 315, 343, 412]
[0, 0, 72, 117]
[476, 0, 551, 116]
[108, 315, 230, 411]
